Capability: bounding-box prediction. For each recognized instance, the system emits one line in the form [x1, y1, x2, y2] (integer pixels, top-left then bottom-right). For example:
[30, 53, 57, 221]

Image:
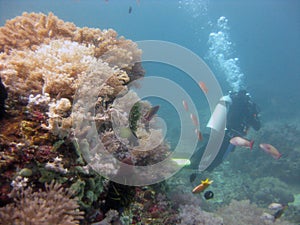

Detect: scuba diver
[188, 90, 261, 181]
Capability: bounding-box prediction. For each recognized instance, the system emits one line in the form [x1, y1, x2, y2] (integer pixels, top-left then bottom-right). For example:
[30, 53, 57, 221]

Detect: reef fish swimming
[259, 143, 282, 159]
[192, 178, 213, 194]
[182, 100, 189, 112]
[230, 136, 254, 149]
[198, 81, 208, 94]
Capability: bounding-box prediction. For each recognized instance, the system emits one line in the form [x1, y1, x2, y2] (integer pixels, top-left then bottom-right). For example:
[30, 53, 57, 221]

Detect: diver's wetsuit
[189, 90, 261, 173]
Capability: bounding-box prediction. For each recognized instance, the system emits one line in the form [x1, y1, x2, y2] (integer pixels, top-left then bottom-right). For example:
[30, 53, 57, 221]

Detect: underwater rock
[204, 190, 214, 200]
[0, 76, 7, 119]
[252, 177, 294, 206]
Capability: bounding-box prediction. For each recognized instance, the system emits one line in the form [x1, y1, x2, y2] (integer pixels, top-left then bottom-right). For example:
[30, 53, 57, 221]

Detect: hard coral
[0, 181, 84, 225]
[0, 12, 76, 53]
[178, 204, 223, 225]
[0, 12, 142, 99]
[217, 199, 293, 225]
[0, 39, 95, 98]
[0, 12, 143, 139]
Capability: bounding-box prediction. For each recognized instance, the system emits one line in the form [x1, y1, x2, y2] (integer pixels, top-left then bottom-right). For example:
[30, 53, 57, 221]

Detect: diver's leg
[188, 145, 205, 170]
[187, 145, 206, 182]
[206, 137, 233, 171]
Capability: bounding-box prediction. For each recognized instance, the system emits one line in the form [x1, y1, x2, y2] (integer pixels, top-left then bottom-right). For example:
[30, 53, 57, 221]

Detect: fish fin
[249, 140, 254, 150]
[277, 153, 282, 159]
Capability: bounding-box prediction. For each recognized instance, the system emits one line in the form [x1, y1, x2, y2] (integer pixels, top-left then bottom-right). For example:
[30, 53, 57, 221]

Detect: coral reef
[217, 199, 293, 225]
[0, 12, 142, 68]
[0, 181, 84, 225]
[0, 76, 7, 119]
[0, 12, 144, 141]
[0, 12, 177, 224]
[178, 204, 223, 225]
[3, 11, 297, 225]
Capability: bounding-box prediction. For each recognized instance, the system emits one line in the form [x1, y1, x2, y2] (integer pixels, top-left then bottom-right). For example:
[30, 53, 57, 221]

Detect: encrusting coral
[0, 181, 84, 225]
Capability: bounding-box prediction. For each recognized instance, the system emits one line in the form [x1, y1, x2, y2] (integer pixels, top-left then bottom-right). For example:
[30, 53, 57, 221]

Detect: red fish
[259, 143, 282, 159]
[190, 113, 199, 126]
[230, 136, 254, 149]
[182, 100, 189, 112]
[198, 81, 208, 94]
[195, 129, 203, 141]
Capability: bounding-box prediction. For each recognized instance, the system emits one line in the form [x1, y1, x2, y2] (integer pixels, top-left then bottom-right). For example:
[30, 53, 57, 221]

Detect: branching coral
[0, 12, 144, 140]
[0, 12, 76, 53]
[0, 12, 142, 97]
[0, 39, 95, 98]
[0, 182, 84, 225]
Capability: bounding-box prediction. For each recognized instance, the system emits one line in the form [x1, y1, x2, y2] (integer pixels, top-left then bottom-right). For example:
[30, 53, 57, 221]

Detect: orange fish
[192, 178, 213, 194]
[182, 100, 189, 112]
[230, 136, 254, 149]
[198, 81, 208, 94]
[190, 113, 199, 126]
[259, 143, 282, 159]
[195, 129, 203, 141]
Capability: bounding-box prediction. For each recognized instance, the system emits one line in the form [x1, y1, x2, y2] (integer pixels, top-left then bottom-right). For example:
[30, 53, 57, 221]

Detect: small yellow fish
[192, 178, 213, 194]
